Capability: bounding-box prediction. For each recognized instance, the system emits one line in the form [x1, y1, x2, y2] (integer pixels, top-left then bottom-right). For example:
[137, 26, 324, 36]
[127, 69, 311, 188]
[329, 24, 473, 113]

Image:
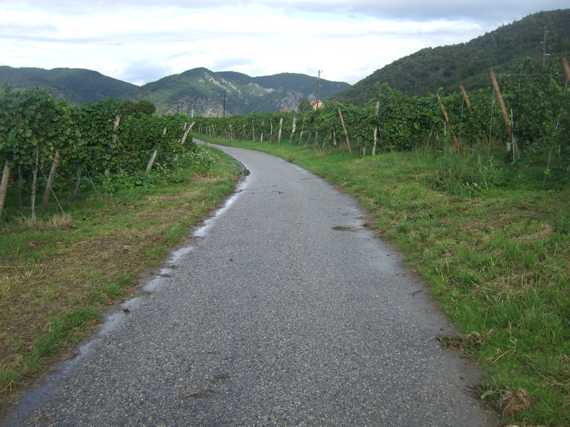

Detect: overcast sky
[0, 1, 567, 85]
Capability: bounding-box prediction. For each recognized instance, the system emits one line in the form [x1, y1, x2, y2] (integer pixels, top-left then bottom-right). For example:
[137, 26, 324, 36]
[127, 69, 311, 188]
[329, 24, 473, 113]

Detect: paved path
[5, 144, 495, 426]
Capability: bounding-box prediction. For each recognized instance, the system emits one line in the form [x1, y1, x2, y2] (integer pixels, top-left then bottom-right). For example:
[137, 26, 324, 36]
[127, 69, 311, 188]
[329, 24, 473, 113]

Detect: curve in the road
[4, 143, 495, 426]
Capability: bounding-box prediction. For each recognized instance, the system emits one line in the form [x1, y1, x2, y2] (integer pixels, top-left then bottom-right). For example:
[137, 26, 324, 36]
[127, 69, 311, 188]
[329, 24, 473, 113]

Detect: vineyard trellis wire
[195, 59, 569, 174]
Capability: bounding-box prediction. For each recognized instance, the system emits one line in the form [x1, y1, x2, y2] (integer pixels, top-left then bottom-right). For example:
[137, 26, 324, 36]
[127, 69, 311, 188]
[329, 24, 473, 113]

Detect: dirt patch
[500, 389, 533, 416]
[515, 223, 553, 242]
[437, 333, 484, 353]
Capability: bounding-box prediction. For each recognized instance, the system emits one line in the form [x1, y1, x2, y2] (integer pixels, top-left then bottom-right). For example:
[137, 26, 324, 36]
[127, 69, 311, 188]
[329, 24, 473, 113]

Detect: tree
[298, 98, 312, 113]
[121, 100, 157, 115]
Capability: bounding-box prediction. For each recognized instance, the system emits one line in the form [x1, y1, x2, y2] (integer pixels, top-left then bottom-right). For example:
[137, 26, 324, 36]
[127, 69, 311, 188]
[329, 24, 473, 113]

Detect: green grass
[201, 136, 570, 427]
[0, 146, 242, 411]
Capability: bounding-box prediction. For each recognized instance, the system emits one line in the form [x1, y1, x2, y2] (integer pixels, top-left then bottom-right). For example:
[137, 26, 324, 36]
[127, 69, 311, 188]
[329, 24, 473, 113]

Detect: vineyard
[195, 59, 570, 425]
[0, 87, 198, 221]
[0, 86, 246, 409]
[1, 51, 570, 425]
[196, 59, 570, 187]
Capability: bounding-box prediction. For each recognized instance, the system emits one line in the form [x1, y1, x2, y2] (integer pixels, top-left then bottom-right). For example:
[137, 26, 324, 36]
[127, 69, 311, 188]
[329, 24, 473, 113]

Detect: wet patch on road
[332, 225, 359, 232]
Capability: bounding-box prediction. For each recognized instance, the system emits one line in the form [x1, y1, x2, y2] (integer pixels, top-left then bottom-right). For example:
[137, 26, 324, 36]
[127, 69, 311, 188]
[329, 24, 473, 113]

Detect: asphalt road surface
[5, 143, 495, 426]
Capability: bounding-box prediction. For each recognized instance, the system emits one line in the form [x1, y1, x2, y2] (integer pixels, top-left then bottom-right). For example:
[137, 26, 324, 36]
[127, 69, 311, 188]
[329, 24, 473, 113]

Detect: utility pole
[315, 70, 322, 107]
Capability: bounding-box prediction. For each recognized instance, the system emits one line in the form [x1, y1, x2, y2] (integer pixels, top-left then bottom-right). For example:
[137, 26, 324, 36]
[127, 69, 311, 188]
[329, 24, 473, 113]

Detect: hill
[139, 68, 350, 116]
[0, 66, 349, 115]
[337, 9, 570, 103]
[0, 66, 139, 103]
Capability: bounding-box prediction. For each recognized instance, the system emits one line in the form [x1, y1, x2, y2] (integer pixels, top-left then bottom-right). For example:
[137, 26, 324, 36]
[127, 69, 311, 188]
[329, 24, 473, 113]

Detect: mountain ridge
[0, 66, 139, 104]
[139, 68, 350, 116]
[336, 9, 570, 103]
[0, 65, 350, 116]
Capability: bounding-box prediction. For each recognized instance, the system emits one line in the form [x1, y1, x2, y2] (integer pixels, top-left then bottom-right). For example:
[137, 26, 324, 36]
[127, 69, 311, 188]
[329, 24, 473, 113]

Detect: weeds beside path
[0, 147, 242, 412]
[202, 136, 570, 427]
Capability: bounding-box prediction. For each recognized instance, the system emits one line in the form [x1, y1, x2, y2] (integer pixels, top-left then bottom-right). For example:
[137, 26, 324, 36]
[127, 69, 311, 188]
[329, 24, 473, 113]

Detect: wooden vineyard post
[373, 128, 379, 156]
[31, 149, 39, 223]
[107, 113, 121, 175]
[145, 150, 158, 176]
[490, 70, 518, 161]
[17, 165, 23, 207]
[112, 114, 121, 146]
[291, 116, 297, 141]
[437, 94, 460, 150]
[251, 121, 255, 141]
[460, 84, 473, 112]
[72, 168, 82, 199]
[42, 150, 61, 209]
[437, 94, 450, 125]
[0, 160, 12, 219]
[260, 132, 264, 144]
[490, 70, 512, 139]
[278, 117, 284, 143]
[338, 108, 352, 153]
[146, 127, 167, 176]
[270, 120, 274, 140]
[372, 100, 380, 156]
[180, 122, 195, 144]
[321, 130, 329, 149]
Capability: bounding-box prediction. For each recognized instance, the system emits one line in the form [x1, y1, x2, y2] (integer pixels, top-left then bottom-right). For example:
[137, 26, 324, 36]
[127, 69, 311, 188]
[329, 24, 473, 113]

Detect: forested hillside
[337, 9, 570, 103]
[139, 68, 350, 116]
[0, 67, 139, 104]
[0, 66, 350, 116]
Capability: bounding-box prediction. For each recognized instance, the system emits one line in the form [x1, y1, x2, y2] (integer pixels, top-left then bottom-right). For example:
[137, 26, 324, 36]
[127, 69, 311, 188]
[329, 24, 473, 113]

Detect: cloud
[0, 1, 565, 85]
[120, 61, 172, 86]
[9, 0, 568, 20]
[213, 57, 253, 71]
[262, 0, 569, 21]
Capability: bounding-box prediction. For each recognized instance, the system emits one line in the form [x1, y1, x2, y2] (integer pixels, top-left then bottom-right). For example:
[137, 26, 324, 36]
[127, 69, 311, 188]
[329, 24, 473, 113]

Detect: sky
[0, 1, 567, 85]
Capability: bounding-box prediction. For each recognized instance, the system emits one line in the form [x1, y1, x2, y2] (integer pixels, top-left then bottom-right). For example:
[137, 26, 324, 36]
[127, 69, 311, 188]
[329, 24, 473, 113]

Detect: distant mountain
[0, 66, 138, 103]
[0, 65, 349, 116]
[139, 68, 350, 116]
[337, 9, 570, 103]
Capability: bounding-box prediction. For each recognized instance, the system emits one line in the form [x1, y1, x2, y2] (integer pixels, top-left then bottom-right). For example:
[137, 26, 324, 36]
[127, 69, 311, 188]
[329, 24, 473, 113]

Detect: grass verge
[201, 136, 570, 427]
[0, 146, 242, 412]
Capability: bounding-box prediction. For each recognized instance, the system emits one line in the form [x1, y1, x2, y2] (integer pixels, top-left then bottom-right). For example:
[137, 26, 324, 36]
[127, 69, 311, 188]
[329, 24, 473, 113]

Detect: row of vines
[196, 59, 570, 174]
[0, 88, 196, 220]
